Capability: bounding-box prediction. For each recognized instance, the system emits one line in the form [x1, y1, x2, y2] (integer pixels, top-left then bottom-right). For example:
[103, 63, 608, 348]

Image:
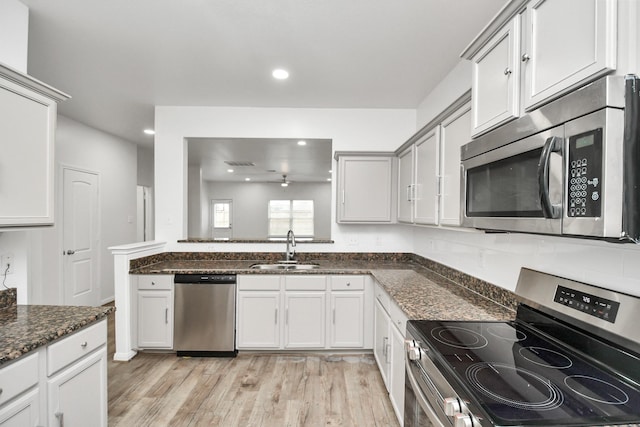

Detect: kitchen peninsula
[0, 288, 113, 425]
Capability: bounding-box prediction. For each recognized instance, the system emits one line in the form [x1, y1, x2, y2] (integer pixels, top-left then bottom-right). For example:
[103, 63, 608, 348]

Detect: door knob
[65, 249, 75, 255]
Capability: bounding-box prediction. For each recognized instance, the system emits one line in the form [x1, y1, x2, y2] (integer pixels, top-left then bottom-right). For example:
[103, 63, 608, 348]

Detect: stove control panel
[554, 285, 620, 323]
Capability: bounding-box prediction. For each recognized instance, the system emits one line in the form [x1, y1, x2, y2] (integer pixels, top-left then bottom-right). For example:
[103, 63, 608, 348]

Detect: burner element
[519, 346, 573, 369]
[487, 325, 527, 342]
[564, 375, 630, 405]
[466, 363, 564, 411]
[431, 326, 488, 349]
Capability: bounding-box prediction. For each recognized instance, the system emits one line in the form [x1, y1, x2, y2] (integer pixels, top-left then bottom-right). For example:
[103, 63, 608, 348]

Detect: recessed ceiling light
[245, 177, 251, 181]
[297, 140, 307, 146]
[227, 169, 234, 173]
[143, 129, 155, 135]
[328, 170, 332, 173]
[272, 69, 289, 80]
[327, 178, 332, 182]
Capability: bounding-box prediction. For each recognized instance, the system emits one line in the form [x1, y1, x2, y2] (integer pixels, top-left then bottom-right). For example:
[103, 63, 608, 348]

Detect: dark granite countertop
[0, 302, 115, 366]
[130, 254, 517, 322]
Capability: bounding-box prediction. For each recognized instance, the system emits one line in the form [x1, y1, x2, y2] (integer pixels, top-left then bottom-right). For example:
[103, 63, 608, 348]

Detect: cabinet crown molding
[460, 0, 528, 60]
[0, 62, 70, 102]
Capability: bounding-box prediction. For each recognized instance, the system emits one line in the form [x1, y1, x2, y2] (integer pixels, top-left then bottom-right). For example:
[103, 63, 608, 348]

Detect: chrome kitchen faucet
[285, 229, 296, 261]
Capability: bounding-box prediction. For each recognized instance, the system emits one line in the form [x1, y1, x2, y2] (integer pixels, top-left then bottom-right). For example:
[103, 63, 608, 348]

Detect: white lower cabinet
[136, 275, 173, 349]
[47, 348, 107, 427]
[373, 282, 407, 425]
[285, 292, 326, 349]
[0, 319, 108, 427]
[237, 274, 371, 351]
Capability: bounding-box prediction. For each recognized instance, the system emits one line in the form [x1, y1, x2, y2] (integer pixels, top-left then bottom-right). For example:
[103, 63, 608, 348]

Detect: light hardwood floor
[106, 312, 400, 426]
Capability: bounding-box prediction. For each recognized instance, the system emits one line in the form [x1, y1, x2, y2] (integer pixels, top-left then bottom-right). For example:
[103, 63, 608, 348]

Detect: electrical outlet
[1, 253, 14, 275]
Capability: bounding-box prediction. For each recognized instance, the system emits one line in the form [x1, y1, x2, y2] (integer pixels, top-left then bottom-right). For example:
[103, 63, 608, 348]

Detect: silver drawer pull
[80, 341, 88, 348]
[55, 412, 64, 427]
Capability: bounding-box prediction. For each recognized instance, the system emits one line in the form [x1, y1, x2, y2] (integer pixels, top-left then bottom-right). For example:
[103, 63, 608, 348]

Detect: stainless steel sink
[250, 263, 319, 270]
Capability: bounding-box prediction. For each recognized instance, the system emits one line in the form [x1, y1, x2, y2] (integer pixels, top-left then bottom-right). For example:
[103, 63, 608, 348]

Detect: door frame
[59, 164, 101, 305]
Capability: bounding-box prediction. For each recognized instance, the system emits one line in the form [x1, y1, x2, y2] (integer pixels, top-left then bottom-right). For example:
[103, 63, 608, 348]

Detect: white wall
[0, 0, 28, 72]
[154, 106, 417, 251]
[137, 146, 154, 187]
[29, 116, 138, 304]
[0, 230, 29, 303]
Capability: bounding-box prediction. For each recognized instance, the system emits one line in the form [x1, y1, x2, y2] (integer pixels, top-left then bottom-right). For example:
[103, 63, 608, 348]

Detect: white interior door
[63, 168, 99, 306]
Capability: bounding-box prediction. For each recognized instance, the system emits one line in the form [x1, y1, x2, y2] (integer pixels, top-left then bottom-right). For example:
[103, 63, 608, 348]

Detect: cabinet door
[397, 147, 414, 223]
[48, 348, 107, 427]
[471, 17, 520, 137]
[137, 290, 173, 349]
[0, 388, 40, 427]
[413, 128, 439, 225]
[373, 299, 391, 389]
[0, 80, 56, 226]
[389, 324, 406, 424]
[338, 156, 393, 223]
[523, 0, 616, 110]
[439, 103, 472, 226]
[237, 292, 280, 349]
[285, 292, 326, 349]
[329, 292, 364, 348]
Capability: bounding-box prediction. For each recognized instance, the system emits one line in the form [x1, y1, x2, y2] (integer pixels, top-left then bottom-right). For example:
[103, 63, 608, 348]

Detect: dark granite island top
[0, 289, 115, 366]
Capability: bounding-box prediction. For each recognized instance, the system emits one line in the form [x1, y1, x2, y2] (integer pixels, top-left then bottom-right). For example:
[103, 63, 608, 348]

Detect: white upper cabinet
[463, 0, 618, 137]
[439, 103, 472, 226]
[413, 128, 440, 225]
[335, 153, 395, 223]
[397, 147, 414, 223]
[396, 99, 470, 228]
[471, 17, 521, 136]
[0, 64, 69, 227]
[522, 0, 617, 109]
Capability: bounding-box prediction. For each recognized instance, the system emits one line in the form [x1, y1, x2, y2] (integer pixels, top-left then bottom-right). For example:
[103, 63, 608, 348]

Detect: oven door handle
[405, 357, 447, 427]
[537, 136, 563, 219]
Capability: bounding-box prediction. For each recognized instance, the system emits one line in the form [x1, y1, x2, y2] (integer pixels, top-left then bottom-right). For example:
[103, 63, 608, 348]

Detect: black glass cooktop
[409, 317, 640, 426]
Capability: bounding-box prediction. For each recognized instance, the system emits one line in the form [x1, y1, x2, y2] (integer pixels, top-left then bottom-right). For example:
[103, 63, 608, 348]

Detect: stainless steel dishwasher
[174, 274, 237, 357]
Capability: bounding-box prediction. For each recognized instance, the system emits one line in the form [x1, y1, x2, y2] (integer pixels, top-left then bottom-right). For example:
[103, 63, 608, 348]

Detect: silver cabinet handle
[55, 412, 64, 427]
[165, 308, 169, 324]
[382, 336, 388, 356]
[333, 308, 336, 324]
[522, 53, 530, 62]
[80, 341, 88, 348]
[275, 308, 278, 324]
[406, 185, 412, 202]
[504, 67, 512, 75]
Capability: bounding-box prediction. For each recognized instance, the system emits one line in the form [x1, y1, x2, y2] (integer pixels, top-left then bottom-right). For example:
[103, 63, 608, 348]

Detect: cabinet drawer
[390, 302, 408, 336]
[238, 275, 281, 291]
[137, 274, 172, 290]
[331, 275, 364, 291]
[0, 352, 39, 406]
[47, 320, 107, 376]
[375, 282, 391, 314]
[284, 275, 326, 291]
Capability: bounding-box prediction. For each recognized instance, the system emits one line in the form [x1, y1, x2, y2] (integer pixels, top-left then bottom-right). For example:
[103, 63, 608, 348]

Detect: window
[268, 200, 314, 237]
[210, 200, 232, 239]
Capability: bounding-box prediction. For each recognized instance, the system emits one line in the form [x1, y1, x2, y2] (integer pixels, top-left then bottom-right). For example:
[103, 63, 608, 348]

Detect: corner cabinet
[0, 64, 70, 227]
[464, 0, 617, 137]
[335, 152, 396, 223]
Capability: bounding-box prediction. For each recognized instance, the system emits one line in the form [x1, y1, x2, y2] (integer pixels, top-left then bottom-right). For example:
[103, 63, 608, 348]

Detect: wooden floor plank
[107, 312, 400, 426]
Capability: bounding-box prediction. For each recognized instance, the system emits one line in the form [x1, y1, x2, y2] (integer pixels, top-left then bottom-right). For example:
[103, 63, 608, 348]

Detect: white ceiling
[188, 137, 332, 183]
[21, 0, 507, 147]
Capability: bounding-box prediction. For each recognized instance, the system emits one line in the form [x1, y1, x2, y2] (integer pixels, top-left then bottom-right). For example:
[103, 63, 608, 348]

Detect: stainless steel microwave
[461, 75, 640, 242]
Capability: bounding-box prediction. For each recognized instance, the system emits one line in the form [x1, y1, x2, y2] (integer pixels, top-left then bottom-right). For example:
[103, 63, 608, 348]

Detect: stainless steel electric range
[404, 268, 640, 427]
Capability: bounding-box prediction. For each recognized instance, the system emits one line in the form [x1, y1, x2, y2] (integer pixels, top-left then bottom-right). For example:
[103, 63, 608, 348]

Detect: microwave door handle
[537, 136, 563, 219]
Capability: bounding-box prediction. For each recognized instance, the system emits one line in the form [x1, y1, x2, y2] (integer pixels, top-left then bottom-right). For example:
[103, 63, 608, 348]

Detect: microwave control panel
[567, 128, 603, 218]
